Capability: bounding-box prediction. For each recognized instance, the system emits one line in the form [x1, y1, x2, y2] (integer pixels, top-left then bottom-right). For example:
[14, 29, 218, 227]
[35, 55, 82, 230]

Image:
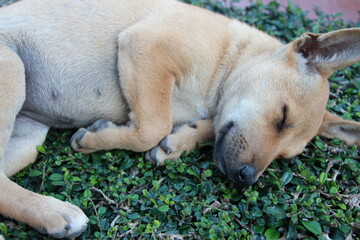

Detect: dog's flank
[0, 0, 359, 238]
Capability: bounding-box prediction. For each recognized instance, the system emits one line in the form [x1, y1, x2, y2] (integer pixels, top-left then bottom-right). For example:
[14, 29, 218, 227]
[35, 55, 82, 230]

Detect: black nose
[238, 165, 256, 186]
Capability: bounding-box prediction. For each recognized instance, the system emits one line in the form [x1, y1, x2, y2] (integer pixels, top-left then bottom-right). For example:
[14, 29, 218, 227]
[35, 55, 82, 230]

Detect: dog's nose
[237, 165, 256, 186]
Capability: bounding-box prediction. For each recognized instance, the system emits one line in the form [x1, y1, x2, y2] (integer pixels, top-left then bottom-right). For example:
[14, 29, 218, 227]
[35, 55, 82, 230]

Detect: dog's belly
[21, 81, 129, 129]
[19, 50, 129, 129]
[21, 87, 129, 129]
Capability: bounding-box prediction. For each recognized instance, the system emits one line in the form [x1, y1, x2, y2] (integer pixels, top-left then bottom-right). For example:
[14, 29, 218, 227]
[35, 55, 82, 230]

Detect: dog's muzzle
[214, 122, 256, 186]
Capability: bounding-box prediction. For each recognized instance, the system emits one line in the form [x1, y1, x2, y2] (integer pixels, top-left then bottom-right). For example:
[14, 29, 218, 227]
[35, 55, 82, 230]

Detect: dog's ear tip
[299, 32, 321, 39]
[318, 111, 360, 146]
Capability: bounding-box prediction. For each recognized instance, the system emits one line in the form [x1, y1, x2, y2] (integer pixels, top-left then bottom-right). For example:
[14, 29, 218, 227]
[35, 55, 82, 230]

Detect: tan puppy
[0, 0, 359, 238]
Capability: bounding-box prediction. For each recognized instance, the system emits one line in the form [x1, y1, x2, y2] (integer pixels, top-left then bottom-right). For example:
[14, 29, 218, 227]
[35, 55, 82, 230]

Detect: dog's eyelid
[276, 104, 288, 132]
[282, 105, 288, 118]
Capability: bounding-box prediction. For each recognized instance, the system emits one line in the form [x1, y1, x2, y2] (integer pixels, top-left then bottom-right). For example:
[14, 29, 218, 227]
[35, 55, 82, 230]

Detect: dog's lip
[217, 156, 227, 174]
[214, 121, 235, 176]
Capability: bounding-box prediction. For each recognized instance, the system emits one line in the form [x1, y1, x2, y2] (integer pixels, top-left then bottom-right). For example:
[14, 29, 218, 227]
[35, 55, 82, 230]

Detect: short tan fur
[0, 0, 359, 238]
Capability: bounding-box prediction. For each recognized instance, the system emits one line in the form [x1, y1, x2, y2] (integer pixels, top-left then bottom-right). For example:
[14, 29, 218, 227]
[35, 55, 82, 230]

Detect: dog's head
[214, 28, 360, 186]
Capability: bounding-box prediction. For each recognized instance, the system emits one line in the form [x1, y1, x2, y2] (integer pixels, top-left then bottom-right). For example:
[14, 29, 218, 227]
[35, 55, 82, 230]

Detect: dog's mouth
[213, 121, 257, 186]
[213, 121, 234, 176]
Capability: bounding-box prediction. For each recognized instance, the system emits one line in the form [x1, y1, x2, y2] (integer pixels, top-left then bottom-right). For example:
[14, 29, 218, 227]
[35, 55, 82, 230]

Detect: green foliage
[0, 0, 16, 7]
[1, 0, 359, 239]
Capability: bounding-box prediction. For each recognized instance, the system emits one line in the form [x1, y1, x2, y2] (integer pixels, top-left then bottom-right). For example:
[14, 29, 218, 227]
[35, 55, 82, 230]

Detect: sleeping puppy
[0, 0, 359, 238]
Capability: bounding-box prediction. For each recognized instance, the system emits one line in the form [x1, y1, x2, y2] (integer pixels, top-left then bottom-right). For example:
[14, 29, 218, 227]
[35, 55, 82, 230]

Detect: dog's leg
[0, 45, 88, 238]
[145, 119, 215, 165]
[0, 173, 88, 238]
[2, 115, 49, 177]
[0, 45, 26, 173]
[71, 31, 176, 153]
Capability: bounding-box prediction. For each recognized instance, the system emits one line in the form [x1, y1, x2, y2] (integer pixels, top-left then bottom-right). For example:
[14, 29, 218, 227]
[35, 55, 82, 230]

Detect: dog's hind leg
[0, 45, 88, 238]
[0, 45, 26, 173]
[0, 173, 88, 238]
[2, 115, 49, 177]
[145, 119, 215, 165]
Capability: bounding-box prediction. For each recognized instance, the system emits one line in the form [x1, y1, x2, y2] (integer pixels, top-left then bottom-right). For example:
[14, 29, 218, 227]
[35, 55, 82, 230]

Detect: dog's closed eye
[276, 105, 288, 132]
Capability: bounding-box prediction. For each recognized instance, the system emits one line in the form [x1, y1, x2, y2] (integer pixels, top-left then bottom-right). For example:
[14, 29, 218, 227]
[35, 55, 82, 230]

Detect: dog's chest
[171, 80, 212, 125]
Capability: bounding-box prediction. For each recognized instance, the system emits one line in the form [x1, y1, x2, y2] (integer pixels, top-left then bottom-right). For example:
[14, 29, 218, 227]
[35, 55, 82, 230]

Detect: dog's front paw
[145, 134, 184, 166]
[145, 122, 201, 165]
[71, 119, 118, 154]
[70, 128, 95, 154]
[35, 196, 88, 239]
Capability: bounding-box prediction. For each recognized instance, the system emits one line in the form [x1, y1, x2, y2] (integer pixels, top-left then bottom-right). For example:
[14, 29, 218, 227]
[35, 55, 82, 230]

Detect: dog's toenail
[165, 147, 172, 154]
[187, 121, 197, 129]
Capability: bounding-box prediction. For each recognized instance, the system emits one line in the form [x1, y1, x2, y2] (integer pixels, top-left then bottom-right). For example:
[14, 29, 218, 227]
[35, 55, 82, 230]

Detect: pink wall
[224, 0, 360, 22]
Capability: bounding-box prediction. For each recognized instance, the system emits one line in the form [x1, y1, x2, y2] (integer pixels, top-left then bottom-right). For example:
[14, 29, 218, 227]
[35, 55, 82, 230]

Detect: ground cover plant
[0, 0, 359, 239]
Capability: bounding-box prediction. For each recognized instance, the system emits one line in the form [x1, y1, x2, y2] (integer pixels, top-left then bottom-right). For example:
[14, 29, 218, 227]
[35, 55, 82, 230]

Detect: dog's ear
[293, 28, 360, 75]
[318, 111, 360, 146]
